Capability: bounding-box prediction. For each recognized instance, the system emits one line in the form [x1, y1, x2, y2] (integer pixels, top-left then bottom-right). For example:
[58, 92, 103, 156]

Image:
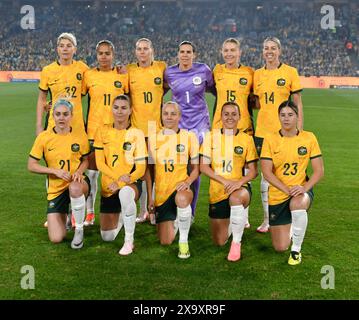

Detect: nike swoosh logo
[274, 151, 280, 154]
[48, 148, 55, 151]
[103, 142, 109, 145]
[130, 81, 136, 84]
[48, 79, 60, 86]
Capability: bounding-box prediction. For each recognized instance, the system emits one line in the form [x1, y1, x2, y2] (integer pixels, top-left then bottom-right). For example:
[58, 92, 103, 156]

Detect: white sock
[291, 210, 308, 253]
[174, 217, 179, 237]
[139, 180, 147, 214]
[86, 170, 99, 213]
[177, 205, 192, 243]
[260, 175, 269, 225]
[71, 195, 86, 230]
[243, 168, 250, 225]
[100, 214, 123, 241]
[119, 187, 136, 243]
[244, 206, 249, 225]
[230, 205, 246, 244]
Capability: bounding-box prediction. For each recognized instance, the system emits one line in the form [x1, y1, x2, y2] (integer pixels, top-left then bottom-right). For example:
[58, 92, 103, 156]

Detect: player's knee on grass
[101, 229, 117, 242]
[273, 243, 290, 252]
[48, 233, 65, 244]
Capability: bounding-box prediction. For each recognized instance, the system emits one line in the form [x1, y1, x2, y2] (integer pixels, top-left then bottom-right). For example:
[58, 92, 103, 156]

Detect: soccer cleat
[71, 228, 84, 249]
[178, 242, 190, 259]
[288, 251, 302, 266]
[43, 220, 48, 228]
[119, 241, 134, 256]
[227, 241, 241, 262]
[136, 211, 149, 223]
[84, 212, 95, 226]
[256, 222, 270, 233]
[244, 222, 251, 229]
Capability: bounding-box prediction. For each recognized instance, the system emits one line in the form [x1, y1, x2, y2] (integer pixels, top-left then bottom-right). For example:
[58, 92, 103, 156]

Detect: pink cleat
[227, 241, 241, 262]
[244, 222, 251, 229]
[256, 222, 270, 233]
[136, 211, 149, 223]
[119, 242, 134, 256]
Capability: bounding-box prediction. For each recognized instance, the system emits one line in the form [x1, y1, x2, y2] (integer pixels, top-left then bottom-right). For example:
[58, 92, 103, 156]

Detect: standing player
[164, 41, 214, 218]
[200, 102, 258, 261]
[212, 38, 254, 229]
[36, 32, 88, 228]
[127, 38, 166, 224]
[94, 95, 147, 255]
[82, 40, 129, 226]
[261, 101, 324, 265]
[147, 101, 199, 259]
[28, 99, 90, 249]
[253, 37, 303, 233]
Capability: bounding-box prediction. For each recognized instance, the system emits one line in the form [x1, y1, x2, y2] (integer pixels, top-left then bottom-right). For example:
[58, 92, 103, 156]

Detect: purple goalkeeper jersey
[164, 63, 214, 143]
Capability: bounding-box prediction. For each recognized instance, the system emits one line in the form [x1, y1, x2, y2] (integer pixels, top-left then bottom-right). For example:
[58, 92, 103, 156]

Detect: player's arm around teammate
[260, 101, 324, 265]
[28, 99, 90, 249]
[200, 102, 258, 262]
[94, 95, 147, 256]
[148, 101, 199, 259]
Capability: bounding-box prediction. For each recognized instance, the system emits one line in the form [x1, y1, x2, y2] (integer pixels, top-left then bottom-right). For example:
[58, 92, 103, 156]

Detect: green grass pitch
[0, 83, 358, 299]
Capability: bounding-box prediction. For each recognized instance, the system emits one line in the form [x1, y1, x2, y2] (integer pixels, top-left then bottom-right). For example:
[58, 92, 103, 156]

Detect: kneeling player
[260, 101, 324, 265]
[200, 102, 258, 261]
[94, 95, 147, 256]
[28, 99, 90, 249]
[147, 101, 199, 259]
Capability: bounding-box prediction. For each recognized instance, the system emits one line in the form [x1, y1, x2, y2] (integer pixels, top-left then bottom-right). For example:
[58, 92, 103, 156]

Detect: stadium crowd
[0, 0, 357, 75]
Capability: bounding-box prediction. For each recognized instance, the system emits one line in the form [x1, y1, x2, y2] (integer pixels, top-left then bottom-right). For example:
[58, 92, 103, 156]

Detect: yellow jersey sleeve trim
[260, 157, 272, 161]
[29, 154, 41, 161]
[310, 154, 322, 160]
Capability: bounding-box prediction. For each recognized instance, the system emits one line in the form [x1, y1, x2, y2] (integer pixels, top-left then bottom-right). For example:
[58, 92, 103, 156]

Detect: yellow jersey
[39, 60, 88, 135]
[200, 129, 258, 204]
[83, 68, 129, 140]
[94, 125, 147, 197]
[29, 127, 90, 200]
[261, 130, 322, 205]
[213, 64, 254, 134]
[127, 61, 166, 137]
[253, 63, 302, 138]
[149, 129, 199, 206]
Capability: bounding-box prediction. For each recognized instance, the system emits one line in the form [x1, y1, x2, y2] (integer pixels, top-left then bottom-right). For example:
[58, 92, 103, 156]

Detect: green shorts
[155, 185, 195, 224]
[269, 189, 314, 226]
[100, 180, 142, 214]
[253, 136, 264, 157]
[208, 185, 252, 219]
[47, 176, 91, 214]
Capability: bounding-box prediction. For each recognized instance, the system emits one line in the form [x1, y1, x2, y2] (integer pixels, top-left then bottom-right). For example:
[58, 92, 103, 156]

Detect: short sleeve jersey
[253, 63, 302, 138]
[83, 68, 129, 140]
[213, 64, 254, 134]
[94, 125, 147, 197]
[127, 61, 166, 137]
[261, 130, 322, 205]
[200, 129, 258, 204]
[148, 129, 199, 206]
[29, 128, 90, 200]
[39, 60, 89, 135]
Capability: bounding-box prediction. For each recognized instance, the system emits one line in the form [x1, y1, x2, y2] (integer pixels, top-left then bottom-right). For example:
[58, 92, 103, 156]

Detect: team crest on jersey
[298, 146, 307, 155]
[114, 81, 122, 88]
[154, 77, 162, 85]
[123, 142, 132, 151]
[176, 144, 185, 153]
[192, 76, 202, 85]
[234, 146, 243, 155]
[239, 78, 248, 86]
[277, 78, 286, 86]
[76, 73, 82, 80]
[71, 143, 80, 152]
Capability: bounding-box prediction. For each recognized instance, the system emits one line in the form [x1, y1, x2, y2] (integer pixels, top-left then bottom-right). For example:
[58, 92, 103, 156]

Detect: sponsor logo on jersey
[239, 78, 248, 85]
[123, 142, 132, 151]
[71, 143, 80, 152]
[114, 81, 122, 88]
[176, 144, 185, 153]
[234, 146, 243, 155]
[154, 77, 162, 85]
[298, 146, 307, 155]
[277, 78, 286, 86]
[192, 76, 202, 85]
[76, 73, 82, 80]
